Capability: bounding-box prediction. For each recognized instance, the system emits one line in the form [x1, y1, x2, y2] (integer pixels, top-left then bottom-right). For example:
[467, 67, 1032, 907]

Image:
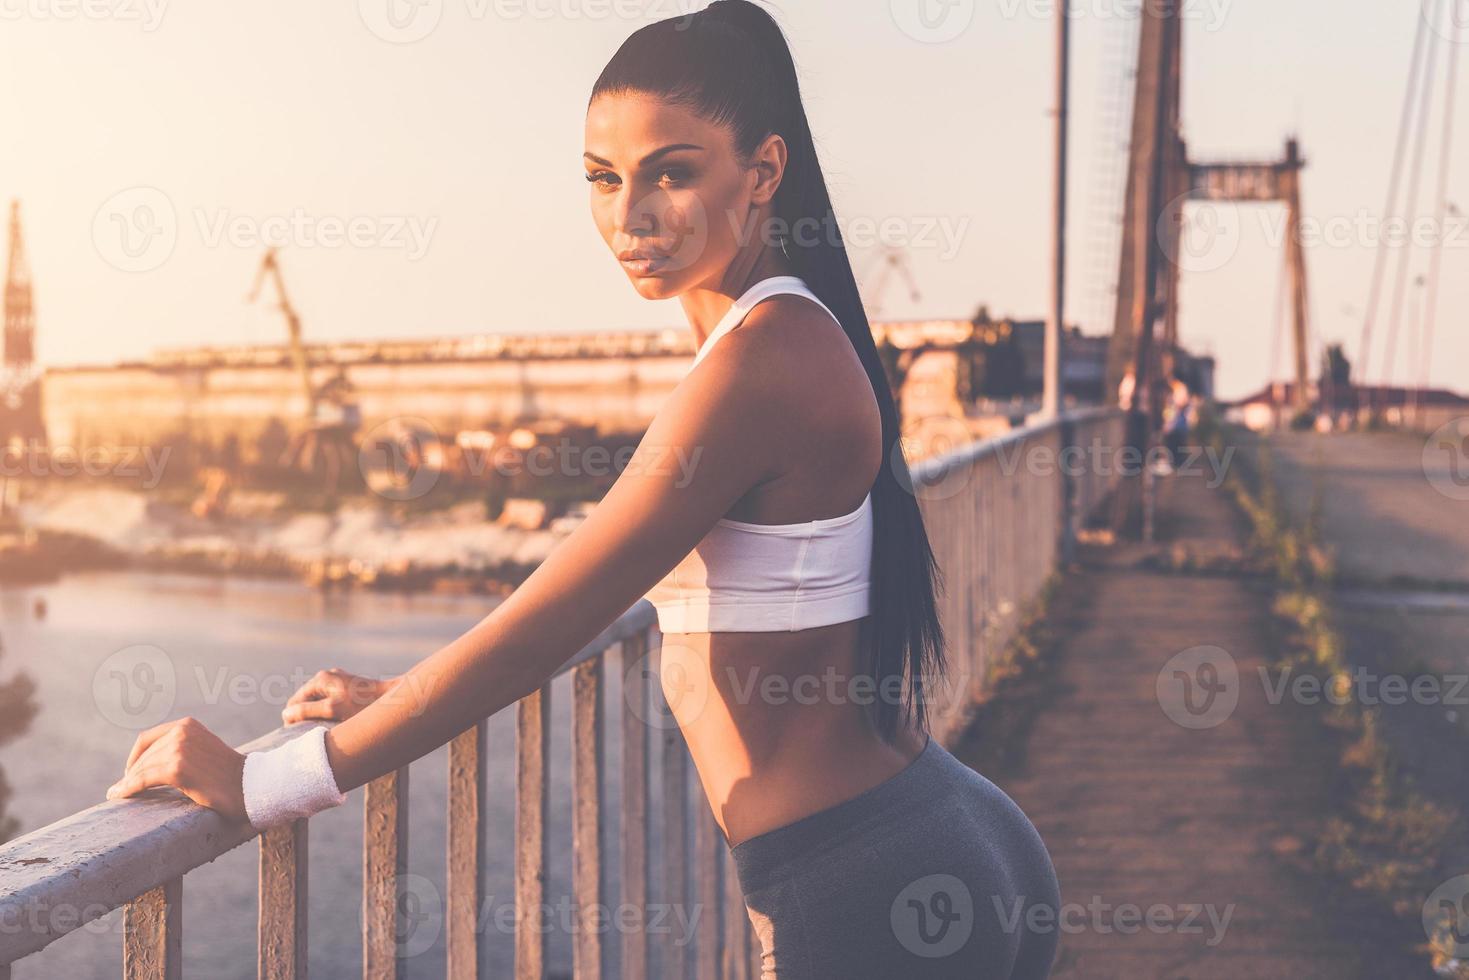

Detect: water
[0, 571, 666, 979]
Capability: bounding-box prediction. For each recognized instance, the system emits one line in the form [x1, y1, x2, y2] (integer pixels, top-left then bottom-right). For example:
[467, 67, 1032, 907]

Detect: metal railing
[0, 408, 1125, 979]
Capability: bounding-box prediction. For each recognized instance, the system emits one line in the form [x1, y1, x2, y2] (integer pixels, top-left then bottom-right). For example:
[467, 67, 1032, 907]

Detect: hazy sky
[2, 0, 1464, 399]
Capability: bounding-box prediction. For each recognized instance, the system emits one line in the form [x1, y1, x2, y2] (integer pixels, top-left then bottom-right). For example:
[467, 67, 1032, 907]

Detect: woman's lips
[620, 254, 671, 276]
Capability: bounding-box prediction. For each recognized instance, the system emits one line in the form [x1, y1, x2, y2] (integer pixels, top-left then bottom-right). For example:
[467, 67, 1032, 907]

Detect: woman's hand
[105, 717, 248, 822]
[283, 668, 397, 724]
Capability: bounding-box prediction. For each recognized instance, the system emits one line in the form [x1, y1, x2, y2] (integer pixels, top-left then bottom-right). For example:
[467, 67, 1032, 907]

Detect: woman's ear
[748, 133, 787, 207]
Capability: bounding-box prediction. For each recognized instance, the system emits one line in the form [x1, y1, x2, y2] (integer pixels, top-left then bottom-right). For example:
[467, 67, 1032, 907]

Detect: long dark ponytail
[592, 0, 946, 743]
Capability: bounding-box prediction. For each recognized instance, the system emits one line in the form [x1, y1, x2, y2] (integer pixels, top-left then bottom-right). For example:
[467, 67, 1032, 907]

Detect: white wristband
[241, 726, 348, 831]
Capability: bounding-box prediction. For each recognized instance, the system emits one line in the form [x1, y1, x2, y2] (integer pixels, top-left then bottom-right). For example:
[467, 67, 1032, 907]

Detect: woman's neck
[682, 249, 797, 349]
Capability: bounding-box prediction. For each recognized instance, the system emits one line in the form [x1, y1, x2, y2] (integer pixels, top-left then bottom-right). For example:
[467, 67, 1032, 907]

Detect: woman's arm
[107, 329, 791, 817]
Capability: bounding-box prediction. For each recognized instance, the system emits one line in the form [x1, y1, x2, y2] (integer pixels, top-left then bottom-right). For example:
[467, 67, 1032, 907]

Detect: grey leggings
[730, 734, 1060, 979]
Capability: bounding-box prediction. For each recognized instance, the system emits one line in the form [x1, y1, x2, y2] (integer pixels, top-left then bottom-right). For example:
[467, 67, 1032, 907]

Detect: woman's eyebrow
[583, 143, 705, 168]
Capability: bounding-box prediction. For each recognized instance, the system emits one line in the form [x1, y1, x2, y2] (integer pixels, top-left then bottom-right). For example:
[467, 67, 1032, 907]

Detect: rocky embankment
[13, 486, 569, 593]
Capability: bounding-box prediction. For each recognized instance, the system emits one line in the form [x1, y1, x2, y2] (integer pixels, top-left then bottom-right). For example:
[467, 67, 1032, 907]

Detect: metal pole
[1043, 0, 1070, 419]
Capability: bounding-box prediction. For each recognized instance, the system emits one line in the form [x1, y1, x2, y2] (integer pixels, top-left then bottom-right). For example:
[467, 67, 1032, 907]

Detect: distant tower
[5, 200, 35, 370]
[1, 200, 44, 449]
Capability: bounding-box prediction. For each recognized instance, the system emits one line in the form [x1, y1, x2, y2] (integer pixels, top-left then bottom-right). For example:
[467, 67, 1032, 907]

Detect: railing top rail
[909, 406, 1124, 485]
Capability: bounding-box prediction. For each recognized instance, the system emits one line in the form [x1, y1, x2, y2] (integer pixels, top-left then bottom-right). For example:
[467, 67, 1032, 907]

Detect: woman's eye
[656, 168, 688, 186]
[585, 171, 619, 190]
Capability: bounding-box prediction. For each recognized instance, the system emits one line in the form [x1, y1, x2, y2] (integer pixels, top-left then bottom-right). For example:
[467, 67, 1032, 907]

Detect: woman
[105, 3, 1060, 976]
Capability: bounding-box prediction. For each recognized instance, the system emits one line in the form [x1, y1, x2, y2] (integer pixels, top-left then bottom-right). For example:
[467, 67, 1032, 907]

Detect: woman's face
[584, 92, 768, 300]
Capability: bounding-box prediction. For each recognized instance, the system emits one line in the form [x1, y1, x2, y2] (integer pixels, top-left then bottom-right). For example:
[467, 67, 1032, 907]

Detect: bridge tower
[1106, 4, 1311, 419]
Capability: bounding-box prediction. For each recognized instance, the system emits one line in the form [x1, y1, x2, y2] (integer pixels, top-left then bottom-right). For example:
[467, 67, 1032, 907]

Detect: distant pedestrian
[1163, 377, 1192, 469]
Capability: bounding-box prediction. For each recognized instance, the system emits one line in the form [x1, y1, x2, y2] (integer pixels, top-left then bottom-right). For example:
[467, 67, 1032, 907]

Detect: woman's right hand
[282, 668, 398, 725]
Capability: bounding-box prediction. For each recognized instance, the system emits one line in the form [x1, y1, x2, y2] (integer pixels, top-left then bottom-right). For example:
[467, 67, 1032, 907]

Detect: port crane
[246, 248, 360, 496]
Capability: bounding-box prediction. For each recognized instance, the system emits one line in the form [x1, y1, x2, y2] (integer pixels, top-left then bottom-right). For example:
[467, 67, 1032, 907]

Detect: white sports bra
[643, 276, 874, 633]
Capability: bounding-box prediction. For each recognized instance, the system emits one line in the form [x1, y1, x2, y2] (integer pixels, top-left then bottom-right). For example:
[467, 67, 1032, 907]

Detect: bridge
[0, 411, 1126, 978]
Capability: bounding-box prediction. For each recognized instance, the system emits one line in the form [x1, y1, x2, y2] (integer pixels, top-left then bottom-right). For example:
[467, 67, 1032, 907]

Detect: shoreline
[8, 482, 562, 596]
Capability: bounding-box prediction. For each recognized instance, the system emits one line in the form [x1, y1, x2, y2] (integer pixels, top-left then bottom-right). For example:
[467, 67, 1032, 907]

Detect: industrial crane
[860, 244, 922, 320]
[244, 248, 359, 496]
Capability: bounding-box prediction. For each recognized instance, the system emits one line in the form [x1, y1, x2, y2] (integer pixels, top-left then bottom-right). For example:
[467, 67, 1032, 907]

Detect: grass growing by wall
[1216, 426, 1464, 974]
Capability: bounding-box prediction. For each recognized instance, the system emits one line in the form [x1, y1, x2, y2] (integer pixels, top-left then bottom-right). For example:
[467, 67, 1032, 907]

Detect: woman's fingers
[124, 716, 192, 771]
[107, 717, 248, 822]
[282, 696, 341, 725]
[284, 669, 343, 708]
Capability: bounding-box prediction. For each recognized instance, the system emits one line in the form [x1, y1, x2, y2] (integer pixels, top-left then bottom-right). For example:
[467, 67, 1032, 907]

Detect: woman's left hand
[106, 717, 249, 823]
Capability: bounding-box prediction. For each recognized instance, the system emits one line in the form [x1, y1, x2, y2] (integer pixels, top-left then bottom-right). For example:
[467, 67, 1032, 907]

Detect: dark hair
[592, 1, 947, 742]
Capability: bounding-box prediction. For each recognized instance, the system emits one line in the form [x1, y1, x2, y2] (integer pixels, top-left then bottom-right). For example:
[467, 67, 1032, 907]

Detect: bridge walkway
[952, 468, 1430, 978]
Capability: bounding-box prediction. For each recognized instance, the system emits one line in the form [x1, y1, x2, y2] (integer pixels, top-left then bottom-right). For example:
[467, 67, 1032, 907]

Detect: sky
[1, 0, 1464, 400]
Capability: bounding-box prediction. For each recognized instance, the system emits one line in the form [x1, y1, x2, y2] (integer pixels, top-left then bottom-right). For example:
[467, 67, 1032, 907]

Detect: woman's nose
[614, 187, 659, 237]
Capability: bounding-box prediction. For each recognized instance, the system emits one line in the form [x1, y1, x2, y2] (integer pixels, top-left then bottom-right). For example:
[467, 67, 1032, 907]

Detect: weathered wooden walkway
[955, 471, 1432, 978]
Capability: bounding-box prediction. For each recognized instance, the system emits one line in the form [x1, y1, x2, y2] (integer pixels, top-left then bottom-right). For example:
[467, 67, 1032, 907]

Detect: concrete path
[953, 469, 1430, 978]
[1264, 429, 1469, 585]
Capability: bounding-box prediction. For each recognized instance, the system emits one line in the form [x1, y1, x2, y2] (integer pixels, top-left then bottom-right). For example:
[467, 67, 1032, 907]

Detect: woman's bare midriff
[659, 618, 930, 848]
